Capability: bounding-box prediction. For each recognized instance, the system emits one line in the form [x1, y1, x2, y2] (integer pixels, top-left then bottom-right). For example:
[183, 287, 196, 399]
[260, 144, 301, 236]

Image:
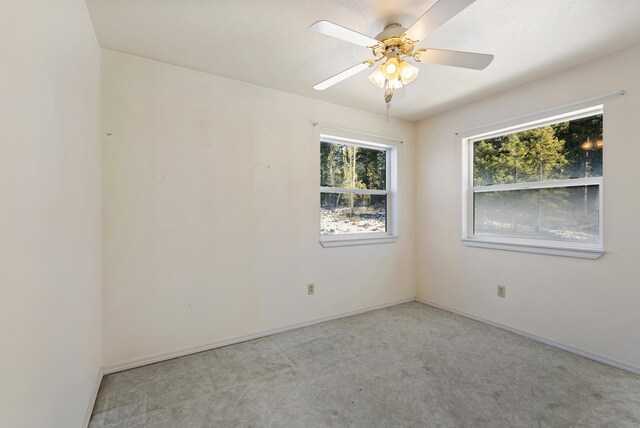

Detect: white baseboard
[83, 367, 104, 428]
[415, 297, 640, 376]
[101, 296, 638, 379]
[103, 297, 415, 375]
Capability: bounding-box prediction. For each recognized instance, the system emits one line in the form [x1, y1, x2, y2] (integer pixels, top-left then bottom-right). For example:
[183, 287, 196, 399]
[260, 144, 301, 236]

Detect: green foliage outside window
[320, 141, 388, 234]
[472, 114, 603, 242]
[320, 142, 386, 190]
[473, 114, 603, 186]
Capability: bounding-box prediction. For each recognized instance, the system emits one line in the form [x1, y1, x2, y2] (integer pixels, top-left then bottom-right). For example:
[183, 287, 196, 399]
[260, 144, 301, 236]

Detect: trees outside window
[320, 139, 389, 236]
[463, 106, 604, 257]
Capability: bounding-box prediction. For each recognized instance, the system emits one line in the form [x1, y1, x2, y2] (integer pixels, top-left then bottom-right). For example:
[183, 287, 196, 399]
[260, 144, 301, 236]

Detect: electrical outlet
[308, 283, 315, 295]
[497, 285, 506, 298]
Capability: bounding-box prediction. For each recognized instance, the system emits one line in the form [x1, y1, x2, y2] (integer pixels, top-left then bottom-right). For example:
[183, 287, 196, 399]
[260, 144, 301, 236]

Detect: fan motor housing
[372, 23, 415, 59]
[375, 23, 406, 41]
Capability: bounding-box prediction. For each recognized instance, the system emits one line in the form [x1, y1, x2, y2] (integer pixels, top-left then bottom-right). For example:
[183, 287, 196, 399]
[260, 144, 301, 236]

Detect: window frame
[319, 134, 398, 248]
[461, 105, 604, 259]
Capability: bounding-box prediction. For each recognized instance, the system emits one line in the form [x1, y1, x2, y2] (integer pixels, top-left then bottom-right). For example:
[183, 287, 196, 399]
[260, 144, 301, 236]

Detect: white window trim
[319, 133, 398, 248]
[461, 105, 604, 259]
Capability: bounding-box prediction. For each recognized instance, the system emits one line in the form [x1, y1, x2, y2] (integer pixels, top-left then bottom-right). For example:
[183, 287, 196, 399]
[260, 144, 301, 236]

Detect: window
[320, 134, 397, 247]
[462, 106, 604, 258]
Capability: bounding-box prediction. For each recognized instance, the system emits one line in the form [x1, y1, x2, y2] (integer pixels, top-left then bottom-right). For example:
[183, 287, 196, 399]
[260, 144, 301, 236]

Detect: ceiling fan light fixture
[381, 57, 400, 80]
[310, 0, 495, 114]
[580, 139, 594, 151]
[399, 60, 419, 85]
[387, 78, 404, 89]
[368, 65, 386, 88]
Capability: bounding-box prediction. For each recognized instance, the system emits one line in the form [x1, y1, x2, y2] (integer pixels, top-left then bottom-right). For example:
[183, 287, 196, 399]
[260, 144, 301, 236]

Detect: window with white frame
[320, 135, 396, 246]
[462, 106, 604, 258]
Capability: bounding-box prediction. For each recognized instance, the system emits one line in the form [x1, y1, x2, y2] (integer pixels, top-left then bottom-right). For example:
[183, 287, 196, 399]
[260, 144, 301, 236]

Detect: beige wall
[0, 0, 102, 427]
[416, 46, 640, 370]
[101, 50, 416, 367]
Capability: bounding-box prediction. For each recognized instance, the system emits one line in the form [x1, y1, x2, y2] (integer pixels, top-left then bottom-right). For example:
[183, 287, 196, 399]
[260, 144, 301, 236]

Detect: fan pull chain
[384, 83, 394, 124]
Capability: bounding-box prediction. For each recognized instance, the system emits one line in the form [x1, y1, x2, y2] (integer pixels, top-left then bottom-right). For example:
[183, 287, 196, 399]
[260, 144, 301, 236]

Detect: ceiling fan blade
[313, 61, 373, 91]
[311, 20, 380, 48]
[413, 48, 493, 70]
[404, 0, 476, 42]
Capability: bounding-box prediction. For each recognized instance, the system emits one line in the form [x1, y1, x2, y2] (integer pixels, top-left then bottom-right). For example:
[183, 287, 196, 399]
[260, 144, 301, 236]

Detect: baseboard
[83, 367, 103, 428]
[102, 297, 415, 375]
[415, 298, 640, 376]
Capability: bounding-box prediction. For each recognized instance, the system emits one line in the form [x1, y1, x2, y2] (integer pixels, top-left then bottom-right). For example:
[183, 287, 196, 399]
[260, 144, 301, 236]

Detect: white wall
[101, 50, 415, 367]
[416, 46, 640, 370]
[0, 0, 102, 427]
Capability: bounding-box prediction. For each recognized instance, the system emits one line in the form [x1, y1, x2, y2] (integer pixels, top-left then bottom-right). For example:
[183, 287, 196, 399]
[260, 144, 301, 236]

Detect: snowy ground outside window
[321, 207, 386, 235]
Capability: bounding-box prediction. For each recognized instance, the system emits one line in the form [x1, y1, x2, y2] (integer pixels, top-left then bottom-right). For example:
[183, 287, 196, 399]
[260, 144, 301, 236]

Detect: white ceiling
[85, 0, 640, 122]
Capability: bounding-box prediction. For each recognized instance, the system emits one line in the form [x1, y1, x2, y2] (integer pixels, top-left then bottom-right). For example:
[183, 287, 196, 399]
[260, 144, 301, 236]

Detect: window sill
[320, 234, 397, 248]
[461, 238, 603, 259]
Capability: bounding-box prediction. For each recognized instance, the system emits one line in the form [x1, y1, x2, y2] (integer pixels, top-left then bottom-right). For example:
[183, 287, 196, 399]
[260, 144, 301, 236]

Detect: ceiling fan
[311, 0, 493, 118]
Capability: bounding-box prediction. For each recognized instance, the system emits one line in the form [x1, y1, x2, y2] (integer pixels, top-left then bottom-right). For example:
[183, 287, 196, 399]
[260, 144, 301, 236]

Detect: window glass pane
[321, 193, 386, 235]
[320, 141, 386, 190]
[473, 114, 603, 186]
[474, 185, 599, 243]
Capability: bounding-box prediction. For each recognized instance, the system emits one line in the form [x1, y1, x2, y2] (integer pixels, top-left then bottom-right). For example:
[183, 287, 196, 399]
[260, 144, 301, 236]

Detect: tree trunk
[349, 147, 357, 217]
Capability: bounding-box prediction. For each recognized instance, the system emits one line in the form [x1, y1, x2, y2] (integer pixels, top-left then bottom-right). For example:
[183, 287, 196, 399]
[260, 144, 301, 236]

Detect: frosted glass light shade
[399, 60, 419, 85]
[368, 65, 386, 88]
[387, 78, 403, 89]
[381, 57, 400, 80]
